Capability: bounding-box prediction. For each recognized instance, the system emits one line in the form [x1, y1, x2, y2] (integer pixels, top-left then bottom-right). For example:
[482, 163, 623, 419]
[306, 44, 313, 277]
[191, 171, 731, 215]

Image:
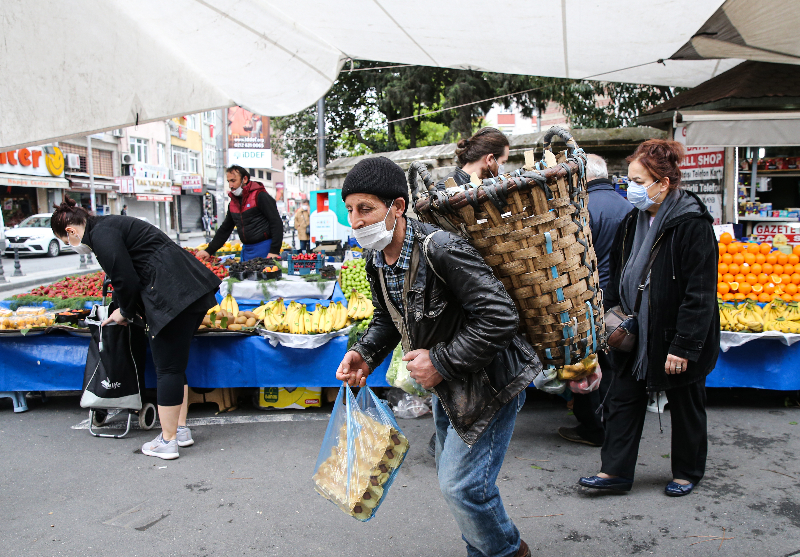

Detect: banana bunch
[785, 301, 800, 322]
[765, 317, 800, 333]
[764, 299, 787, 323]
[220, 294, 239, 317]
[347, 290, 374, 321]
[734, 300, 764, 333]
[718, 300, 730, 330]
[207, 303, 221, 315]
[254, 298, 286, 331]
[284, 302, 313, 335]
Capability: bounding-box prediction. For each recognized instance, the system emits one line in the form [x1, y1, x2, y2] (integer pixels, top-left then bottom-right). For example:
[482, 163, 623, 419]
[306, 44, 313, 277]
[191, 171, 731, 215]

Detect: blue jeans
[434, 390, 526, 557]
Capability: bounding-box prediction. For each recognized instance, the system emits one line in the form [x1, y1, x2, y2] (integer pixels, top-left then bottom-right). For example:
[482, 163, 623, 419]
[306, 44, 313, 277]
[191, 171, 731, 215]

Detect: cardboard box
[257, 387, 322, 409]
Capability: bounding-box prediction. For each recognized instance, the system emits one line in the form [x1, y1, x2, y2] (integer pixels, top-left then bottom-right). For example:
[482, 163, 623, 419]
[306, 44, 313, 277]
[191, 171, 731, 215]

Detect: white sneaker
[176, 427, 194, 447]
[141, 434, 179, 460]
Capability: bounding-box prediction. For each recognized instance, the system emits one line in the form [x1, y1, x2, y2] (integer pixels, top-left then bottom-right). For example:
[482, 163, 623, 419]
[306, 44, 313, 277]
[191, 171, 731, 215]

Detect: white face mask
[627, 179, 661, 211]
[353, 203, 397, 251]
[232, 187, 243, 196]
[68, 231, 93, 255]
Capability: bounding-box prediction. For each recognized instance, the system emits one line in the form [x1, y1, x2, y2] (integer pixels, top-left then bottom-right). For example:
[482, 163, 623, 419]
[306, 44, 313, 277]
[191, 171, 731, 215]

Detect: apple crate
[286, 252, 324, 275]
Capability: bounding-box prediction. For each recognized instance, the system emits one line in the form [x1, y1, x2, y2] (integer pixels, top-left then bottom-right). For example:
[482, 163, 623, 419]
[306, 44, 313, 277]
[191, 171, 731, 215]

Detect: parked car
[4, 214, 73, 257]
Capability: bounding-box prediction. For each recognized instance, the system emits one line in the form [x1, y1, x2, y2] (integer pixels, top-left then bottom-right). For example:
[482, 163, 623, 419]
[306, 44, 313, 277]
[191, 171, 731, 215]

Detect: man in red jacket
[197, 166, 283, 262]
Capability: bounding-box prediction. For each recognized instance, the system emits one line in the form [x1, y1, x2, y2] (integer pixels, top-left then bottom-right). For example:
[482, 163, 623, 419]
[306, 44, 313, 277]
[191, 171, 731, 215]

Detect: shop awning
[1, 0, 755, 151]
[674, 111, 800, 147]
[68, 177, 118, 192]
[0, 173, 69, 189]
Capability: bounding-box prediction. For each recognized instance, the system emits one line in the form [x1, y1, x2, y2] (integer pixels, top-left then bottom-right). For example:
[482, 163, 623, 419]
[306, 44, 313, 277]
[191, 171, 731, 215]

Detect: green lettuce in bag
[386, 344, 429, 398]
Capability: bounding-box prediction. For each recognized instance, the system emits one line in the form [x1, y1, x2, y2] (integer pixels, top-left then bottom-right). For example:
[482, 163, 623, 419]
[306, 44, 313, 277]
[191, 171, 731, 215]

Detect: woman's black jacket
[605, 191, 720, 391]
[82, 216, 221, 337]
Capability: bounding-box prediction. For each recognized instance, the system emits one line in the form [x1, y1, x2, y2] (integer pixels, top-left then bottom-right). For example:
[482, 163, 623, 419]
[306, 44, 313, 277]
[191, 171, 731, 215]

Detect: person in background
[294, 200, 311, 251]
[51, 197, 220, 460]
[557, 154, 632, 446]
[120, 204, 127, 216]
[438, 127, 509, 189]
[337, 156, 538, 557]
[578, 139, 720, 497]
[196, 165, 282, 262]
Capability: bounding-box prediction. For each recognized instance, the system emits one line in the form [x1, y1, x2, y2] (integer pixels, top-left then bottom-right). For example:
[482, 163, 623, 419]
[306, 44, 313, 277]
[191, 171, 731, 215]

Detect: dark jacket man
[587, 178, 633, 290]
[352, 218, 541, 445]
[207, 180, 283, 254]
[605, 190, 720, 391]
[83, 216, 221, 337]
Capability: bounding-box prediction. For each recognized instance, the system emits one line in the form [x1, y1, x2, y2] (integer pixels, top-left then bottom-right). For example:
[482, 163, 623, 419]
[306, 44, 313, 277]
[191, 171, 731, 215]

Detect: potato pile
[313, 410, 408, 521]
[199, 309, 258, 331]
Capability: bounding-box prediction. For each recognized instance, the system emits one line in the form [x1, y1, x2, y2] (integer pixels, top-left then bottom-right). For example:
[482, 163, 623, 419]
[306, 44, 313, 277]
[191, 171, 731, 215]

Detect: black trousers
[600, 369, 708, 484]
[149, 292, 216, 406]
[571, 351, 612, 445]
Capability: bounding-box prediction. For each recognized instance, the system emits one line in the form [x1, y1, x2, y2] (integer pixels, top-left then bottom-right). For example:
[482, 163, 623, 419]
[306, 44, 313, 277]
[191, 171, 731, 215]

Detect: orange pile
[717, 239, 800, 303]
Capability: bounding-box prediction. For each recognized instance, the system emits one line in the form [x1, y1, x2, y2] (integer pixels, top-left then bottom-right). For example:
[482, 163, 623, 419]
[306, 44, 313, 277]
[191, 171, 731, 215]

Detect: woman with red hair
[578, 139, 720, 497]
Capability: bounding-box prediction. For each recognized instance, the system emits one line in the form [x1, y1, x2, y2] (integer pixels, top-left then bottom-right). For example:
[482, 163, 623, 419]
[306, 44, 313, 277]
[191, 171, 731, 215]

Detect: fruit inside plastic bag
[533, 367, 566, 394]
[386, 344, 429, 397]
[312, 384, 409, 521]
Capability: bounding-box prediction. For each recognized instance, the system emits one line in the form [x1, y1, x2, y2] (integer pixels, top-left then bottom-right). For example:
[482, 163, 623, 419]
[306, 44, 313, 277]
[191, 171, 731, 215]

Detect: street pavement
[1, 389, 799, 557]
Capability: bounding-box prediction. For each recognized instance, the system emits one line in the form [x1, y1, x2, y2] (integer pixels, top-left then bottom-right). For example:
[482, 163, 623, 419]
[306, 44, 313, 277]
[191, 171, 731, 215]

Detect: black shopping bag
[80, 303, 147, 410]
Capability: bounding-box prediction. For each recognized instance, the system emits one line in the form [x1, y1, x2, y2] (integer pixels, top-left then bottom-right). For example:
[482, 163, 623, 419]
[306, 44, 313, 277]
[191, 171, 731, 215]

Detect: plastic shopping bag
[386, 344, 429, 397]
[533, 367, 566, 394]
[312, 384, 409, 522]
[568, 367, 603, 394]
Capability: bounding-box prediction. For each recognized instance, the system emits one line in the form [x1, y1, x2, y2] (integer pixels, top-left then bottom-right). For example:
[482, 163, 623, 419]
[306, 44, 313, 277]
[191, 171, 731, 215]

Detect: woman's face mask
[627, 179, 662, 211]
[352, 202, 397, 251]
[66, 228, 92, 255]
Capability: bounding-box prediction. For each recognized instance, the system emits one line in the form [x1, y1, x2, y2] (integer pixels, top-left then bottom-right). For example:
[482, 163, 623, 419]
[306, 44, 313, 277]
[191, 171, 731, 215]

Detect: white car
[4, 214, 73, 258]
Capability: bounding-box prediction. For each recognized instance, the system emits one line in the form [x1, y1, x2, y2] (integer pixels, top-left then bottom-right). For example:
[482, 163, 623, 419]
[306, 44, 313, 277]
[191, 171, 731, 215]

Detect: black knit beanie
[341, 156, 408, 212]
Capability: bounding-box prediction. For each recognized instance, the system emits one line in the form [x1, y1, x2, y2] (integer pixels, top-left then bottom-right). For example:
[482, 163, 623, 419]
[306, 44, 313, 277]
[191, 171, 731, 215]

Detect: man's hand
[665, 354, 689, 374]
[267, 252, 281, 259]
[336, 350, 371, 387]
[102, 308, 128, 327]
[404, 349, 443, 390]
[196, 250, 211, 260]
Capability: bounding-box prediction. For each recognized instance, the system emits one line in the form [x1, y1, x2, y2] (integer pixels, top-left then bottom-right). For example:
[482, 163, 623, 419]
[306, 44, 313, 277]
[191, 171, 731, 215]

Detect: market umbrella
[3, 0, 792, 150]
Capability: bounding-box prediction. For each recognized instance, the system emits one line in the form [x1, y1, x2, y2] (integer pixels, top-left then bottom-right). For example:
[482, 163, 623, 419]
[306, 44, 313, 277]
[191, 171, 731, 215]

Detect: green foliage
[273, 62, 682, 176]
[5, 295, 110, 310]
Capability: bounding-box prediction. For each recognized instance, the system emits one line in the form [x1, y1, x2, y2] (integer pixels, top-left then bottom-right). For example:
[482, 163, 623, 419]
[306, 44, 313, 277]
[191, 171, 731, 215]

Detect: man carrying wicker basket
[336, 156, 540, 557]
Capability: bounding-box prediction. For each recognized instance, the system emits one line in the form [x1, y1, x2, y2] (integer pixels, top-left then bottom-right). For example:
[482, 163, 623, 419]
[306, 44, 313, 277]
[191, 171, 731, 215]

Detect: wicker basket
[410, 127, 603, 376]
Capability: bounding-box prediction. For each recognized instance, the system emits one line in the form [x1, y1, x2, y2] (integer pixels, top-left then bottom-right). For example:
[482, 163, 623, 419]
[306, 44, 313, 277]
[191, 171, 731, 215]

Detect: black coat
[82, 216, 221, 337]
[605, 191, 720, 391]
[352, 219, 541, 445]
[587, 178, 633, 291]
[207, 180, 283, 253]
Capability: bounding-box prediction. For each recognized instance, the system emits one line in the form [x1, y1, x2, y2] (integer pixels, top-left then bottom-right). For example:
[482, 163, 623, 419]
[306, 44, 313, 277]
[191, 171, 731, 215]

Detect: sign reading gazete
[0, 146, 65, 178]
[753, 223, 800, 246]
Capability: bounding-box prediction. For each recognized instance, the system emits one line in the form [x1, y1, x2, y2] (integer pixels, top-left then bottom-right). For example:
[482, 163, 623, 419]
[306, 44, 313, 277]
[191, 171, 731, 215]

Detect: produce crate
[257, 387, 322, 409]
[286, 251, 324, 275]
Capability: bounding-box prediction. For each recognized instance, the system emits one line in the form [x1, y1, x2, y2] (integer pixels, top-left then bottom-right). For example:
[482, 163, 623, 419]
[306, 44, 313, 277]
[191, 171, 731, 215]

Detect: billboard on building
[228, 107, 269, 150]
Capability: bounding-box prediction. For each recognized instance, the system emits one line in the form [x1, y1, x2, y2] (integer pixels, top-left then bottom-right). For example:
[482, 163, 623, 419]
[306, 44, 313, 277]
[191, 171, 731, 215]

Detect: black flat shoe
[578, 475, 633, 491]
[665, 481, 695, 497]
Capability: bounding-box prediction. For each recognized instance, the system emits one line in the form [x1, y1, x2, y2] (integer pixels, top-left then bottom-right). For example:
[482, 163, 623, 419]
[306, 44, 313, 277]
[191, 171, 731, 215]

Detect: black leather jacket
[352, 219, 541, 445]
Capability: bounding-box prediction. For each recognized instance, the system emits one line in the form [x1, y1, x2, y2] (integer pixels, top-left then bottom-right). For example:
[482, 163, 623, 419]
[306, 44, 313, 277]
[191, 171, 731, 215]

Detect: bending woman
[578, 139, 720, 497]
[52, 198, 220, 460]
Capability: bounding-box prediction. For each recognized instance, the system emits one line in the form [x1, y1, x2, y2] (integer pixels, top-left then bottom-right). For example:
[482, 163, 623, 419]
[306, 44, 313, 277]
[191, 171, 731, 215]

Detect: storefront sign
[132, 163, 171, 195]
[115, 176, 134, 194]
[0, 145, 65, 178]
[753, 223, 800, 246]
[69, 180, 116, 192]
[680, 146, 724, 225]
[227, 148, 272, 169]
[181, 174, 203, 193]
[171, 185, 182, 195]
[136, 194, 172, 202]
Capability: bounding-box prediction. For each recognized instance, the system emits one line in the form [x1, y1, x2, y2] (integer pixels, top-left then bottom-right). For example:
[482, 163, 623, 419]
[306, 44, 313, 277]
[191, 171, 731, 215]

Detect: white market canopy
[2, 0, 799, 150]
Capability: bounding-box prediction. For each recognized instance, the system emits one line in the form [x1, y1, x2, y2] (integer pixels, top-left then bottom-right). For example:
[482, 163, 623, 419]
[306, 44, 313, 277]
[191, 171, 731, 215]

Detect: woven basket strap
[422, 234, 446, 285]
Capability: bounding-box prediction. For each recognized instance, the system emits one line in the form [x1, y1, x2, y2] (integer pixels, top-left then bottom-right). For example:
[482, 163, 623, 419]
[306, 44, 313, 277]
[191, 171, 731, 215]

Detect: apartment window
[187, 114, 200, 131]
[266, 172, 272, 181]
[157, 142, 166, 166]
[172, 146, 188, 171]
[204, 143, 216, 166]
[189, 151, 200, 174]
[203, 111, 216, 125]
[129, 137, 149, 163]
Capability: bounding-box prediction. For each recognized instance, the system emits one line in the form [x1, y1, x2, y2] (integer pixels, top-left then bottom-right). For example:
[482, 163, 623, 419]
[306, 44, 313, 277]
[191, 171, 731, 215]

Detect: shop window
[129, 137, 149, 164]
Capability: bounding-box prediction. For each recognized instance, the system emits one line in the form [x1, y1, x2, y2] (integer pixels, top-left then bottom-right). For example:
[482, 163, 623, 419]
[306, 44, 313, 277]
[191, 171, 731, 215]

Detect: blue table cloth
[0, 331, 390, 392]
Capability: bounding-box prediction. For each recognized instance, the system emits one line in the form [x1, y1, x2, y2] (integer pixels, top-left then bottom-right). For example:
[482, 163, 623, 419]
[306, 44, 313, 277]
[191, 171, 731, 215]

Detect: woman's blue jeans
[433, 390, 525, 557]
